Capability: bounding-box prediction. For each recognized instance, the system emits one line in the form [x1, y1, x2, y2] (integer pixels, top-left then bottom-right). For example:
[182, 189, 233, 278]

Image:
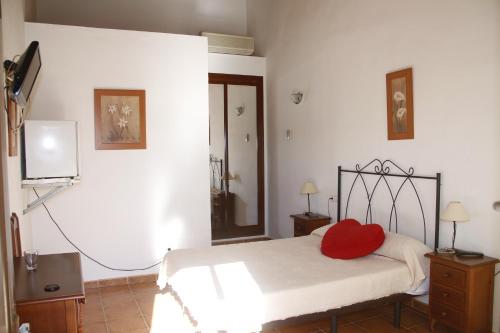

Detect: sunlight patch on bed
[155, 261, 264, 333]
[212, 261, 264, 332]
[149, 292, 194, 333]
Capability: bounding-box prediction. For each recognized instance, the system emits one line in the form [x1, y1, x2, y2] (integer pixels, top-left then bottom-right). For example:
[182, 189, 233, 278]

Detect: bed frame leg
[330, 315, 338, 333]
[393, 301, 401, 328]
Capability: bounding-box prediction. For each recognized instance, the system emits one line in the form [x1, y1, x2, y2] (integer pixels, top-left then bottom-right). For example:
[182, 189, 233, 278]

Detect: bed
[158, 159, 442, 333]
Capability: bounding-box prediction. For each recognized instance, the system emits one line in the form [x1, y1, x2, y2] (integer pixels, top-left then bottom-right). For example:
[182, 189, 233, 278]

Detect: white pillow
[374, 231, 432, 290]
[312, 225, 431, 291]
[311, 224, 332, 237]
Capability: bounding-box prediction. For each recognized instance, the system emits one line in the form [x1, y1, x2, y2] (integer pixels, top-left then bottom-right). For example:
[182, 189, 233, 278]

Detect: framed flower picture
[386, 68, 414, 140]
[94, 89, 146, 150]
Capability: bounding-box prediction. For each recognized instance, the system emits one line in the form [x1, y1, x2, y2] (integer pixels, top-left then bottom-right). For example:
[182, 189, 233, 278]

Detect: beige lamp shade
[441, 201, 469, 223]
[300, 181, 318, 195]
[222, 172, 235, 181]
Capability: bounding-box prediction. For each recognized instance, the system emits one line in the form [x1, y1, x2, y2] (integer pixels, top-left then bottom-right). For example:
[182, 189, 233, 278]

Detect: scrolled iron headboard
[337, 159, 441, 249]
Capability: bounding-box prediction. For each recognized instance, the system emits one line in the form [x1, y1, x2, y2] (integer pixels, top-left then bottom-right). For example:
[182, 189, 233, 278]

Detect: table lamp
[222, 171, 235, 181]
[222, 171, 235, 194]
[300, 181, 318, 216]
[440, 201, 482, 257]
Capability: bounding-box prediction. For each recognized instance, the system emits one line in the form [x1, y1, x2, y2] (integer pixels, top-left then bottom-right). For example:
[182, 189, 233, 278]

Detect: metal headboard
[337, 159, 441, 250]
[209, 154, 224, 191]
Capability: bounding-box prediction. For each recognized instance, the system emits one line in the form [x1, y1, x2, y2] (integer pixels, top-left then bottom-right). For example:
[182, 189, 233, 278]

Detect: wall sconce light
[290, 90, 303, 104]
[286, 129, 292, 141]
[234, 105, 245, 116]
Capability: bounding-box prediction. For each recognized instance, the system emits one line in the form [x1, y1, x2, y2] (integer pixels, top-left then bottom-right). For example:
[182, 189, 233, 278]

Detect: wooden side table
[290, 214, 331, 237]
[14, 252, 85, 333]
[425, 252, 499, 333]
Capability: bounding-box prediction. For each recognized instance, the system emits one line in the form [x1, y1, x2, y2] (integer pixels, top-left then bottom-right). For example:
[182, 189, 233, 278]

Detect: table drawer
[431, 301, 464, 330]
[431, 263, 466, 289]
[431, 283, 465, 310]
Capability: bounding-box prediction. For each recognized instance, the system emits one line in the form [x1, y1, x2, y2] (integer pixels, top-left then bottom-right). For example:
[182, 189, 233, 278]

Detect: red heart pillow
[320, 219, 385, 259]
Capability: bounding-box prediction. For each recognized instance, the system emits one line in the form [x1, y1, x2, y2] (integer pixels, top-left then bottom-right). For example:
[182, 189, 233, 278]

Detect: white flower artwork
[391, 85, 407, 133]
[121, 103, 133, 116]
[107, 104, 118, 114]
[386, 68, 413, 140]
[393, 91, 406, 103]
[396, 107, 407, 119]
[117, 117, 128, 128]
[102, 98, 138, 142]
[95, 89, 146, 149]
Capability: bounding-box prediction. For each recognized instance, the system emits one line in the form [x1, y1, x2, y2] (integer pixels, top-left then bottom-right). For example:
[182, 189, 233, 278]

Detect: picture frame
[94, 89, 146, 150]
[386, 68, 414, 140]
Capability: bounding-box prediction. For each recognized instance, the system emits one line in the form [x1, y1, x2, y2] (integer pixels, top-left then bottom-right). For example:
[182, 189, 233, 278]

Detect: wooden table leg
[78, 299, 85, 333]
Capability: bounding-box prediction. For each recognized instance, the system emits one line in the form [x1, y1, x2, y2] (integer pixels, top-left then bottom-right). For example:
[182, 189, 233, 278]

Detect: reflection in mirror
[209, 83, 224, 191]
[209, 74, 264, 240]
[228, 85, 257, 226]
[209, 84, 233, 230]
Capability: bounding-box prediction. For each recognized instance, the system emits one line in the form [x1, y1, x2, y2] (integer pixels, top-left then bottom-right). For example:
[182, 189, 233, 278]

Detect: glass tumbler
[24, 249, 39, 271]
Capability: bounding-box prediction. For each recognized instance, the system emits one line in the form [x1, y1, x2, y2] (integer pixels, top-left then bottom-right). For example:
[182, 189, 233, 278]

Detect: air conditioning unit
[201, 32, 254, 56]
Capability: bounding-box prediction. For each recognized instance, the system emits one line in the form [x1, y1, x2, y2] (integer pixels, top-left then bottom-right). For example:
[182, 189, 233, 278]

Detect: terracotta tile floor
[82, 283, 459, 333]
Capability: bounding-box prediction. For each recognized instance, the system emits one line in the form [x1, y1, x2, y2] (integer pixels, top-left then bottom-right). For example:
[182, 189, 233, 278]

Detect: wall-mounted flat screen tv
[4, 41, 41, 107]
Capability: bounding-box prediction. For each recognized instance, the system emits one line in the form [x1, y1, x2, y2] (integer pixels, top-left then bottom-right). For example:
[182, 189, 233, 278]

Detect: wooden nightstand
[425, 252, 499, 333]
[14, 252, 85, 333]
[290, 214, 331, 237]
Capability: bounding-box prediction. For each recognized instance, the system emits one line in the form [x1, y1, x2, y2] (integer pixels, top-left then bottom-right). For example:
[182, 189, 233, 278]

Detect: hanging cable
[327, 196, 335, 218]
[33, 188, 162, 271]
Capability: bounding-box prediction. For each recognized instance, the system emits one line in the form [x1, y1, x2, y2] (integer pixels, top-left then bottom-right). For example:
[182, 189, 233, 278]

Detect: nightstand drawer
[430, 283, 465, 310]
[430, 301, 464, 330]
[431, 263, 466, 290]
[291, 214, 330, 237]
[294, 222, 306, 235]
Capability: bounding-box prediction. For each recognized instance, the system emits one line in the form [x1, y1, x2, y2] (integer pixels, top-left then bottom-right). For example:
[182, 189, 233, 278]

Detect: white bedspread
[158, 236, 421, 333]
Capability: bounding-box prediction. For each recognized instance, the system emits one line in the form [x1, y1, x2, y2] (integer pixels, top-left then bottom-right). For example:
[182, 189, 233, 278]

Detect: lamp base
[436, 248, 455, 255]
[304, 212, 318, 217]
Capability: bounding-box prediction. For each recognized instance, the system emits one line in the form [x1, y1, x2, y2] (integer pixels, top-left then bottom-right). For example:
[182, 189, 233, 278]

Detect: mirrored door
[208, 74, 264, 240]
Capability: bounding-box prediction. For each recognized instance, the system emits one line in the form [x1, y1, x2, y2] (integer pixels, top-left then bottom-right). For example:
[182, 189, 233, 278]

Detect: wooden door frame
[209, 73, 265, 240]
[0, 122, 14, 331]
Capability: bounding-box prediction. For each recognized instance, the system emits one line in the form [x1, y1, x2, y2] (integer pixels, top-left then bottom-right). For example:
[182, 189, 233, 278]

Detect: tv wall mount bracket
[22, 178, 80, 215]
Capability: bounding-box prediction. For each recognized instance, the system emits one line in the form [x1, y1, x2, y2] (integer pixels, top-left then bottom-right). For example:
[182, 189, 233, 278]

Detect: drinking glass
[24, 249, 39, 271]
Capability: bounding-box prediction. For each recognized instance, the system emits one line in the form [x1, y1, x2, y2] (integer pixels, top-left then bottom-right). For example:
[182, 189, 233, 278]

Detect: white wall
[30, 0, 248, 36]
[248, 0, 500, 329]
[26, 23, 211, 281]
[2, 0, 32, 252]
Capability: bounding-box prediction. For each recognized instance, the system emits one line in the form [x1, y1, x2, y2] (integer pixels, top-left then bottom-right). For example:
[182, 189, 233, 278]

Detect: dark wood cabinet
[14, 252, 85, 333]
[211, 191, 234, 229]
[425, 252, 498, 333]
[290, 214, 331, 237]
